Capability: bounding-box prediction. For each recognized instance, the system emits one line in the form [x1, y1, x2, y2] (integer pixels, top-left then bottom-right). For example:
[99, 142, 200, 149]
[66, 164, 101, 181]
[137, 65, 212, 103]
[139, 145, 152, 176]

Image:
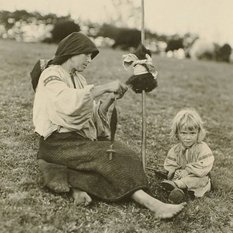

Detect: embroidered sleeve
[185, 143, 214, 177]
[41, 68, 94, 130]
[164, 146, 182, 172]
[44, 76, 62, 86]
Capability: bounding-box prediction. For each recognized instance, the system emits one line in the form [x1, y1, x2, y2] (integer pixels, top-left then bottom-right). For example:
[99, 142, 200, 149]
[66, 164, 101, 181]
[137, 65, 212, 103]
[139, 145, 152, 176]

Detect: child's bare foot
[131, 189, 186, 219]
[72, 188, 92, 206]
[149, 199, 186, 219]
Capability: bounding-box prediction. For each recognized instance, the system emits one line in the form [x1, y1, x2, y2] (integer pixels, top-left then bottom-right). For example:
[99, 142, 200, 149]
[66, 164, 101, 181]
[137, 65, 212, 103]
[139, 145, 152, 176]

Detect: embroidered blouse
[164, 142, 214, 177]
[33, 65, 110, 140]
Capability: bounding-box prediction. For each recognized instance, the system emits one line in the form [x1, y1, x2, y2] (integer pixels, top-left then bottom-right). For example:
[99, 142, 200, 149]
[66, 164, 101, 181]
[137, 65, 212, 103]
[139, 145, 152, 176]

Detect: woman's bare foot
[131, 189, 186, 219]
[72, 188, 92, 206]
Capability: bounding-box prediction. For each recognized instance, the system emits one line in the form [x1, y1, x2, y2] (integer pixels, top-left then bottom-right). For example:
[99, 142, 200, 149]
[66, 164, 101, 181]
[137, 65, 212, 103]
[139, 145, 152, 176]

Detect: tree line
[0, 10, 231, 62]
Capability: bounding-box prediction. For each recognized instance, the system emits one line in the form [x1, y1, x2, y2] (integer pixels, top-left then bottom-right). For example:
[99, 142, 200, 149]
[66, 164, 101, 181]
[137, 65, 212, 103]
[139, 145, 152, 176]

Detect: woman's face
[178, 126, 199, 148]
[70, 53, 92, 72]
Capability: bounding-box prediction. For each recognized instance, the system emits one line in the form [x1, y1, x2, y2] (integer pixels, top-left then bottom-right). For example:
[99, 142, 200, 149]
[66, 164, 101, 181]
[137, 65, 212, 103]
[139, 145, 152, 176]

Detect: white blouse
[33, 65, 110, 140]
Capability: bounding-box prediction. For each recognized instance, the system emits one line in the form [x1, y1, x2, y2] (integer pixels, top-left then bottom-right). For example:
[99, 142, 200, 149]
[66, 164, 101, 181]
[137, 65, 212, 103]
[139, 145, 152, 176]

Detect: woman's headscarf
[51, 32, 99, 65]
[30, 32, 99, 91]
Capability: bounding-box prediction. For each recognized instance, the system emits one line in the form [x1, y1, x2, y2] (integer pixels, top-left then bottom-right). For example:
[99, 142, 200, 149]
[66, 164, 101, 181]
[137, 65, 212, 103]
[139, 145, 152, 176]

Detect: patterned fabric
[122, 54, 158, 78]
[37, 132, 148, 201]
[44, 76, 62, 86]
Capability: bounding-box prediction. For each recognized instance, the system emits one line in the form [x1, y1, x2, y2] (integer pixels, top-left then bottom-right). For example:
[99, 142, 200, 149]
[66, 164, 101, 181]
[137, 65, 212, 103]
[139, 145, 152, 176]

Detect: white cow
[189, 39, 216, 60]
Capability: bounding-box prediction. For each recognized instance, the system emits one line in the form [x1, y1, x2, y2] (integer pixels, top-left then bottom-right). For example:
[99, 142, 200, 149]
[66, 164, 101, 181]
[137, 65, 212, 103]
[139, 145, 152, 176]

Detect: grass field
[0, 38, 233, 233]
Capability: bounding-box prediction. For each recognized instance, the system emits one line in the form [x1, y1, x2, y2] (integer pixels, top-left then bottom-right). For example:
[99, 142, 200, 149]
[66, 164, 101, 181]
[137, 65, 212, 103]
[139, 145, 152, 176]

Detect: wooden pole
[141, 0, 146, 171]
[141, 0, 145, 43]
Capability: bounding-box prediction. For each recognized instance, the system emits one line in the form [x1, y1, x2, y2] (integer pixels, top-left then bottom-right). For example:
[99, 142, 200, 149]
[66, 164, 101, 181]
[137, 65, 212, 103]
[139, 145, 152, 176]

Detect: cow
[189, 39, 217, 60]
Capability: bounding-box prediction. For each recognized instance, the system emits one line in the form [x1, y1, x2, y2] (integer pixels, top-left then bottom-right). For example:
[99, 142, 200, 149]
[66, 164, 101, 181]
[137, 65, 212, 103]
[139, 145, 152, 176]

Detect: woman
[32, 32, 186, 219]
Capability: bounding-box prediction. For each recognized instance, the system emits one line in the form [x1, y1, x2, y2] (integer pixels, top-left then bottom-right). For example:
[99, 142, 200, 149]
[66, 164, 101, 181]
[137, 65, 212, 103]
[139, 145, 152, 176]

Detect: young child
[161, 108, 214, 203]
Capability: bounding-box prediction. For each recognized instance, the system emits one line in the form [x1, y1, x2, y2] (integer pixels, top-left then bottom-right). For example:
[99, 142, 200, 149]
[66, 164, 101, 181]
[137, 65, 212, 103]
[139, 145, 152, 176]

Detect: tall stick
[141, 0, 146, 171]
[141, 0, 145, 43]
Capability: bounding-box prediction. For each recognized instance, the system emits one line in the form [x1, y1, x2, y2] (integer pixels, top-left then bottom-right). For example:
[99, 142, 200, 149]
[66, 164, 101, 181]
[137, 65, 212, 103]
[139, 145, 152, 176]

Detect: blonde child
[161, 108, 214, 203]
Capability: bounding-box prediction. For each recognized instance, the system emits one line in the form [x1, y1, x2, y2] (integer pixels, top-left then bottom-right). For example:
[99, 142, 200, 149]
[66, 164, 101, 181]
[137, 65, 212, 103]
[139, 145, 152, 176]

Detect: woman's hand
[109, 90, 127, 100]
[107, 80, 128, 98]
[90, 80, 128, 99]
[96, 80, 128, 113]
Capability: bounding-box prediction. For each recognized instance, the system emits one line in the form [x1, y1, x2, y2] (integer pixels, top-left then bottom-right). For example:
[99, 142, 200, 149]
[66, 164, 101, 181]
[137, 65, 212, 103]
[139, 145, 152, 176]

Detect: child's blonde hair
[170, 108, 206, 142]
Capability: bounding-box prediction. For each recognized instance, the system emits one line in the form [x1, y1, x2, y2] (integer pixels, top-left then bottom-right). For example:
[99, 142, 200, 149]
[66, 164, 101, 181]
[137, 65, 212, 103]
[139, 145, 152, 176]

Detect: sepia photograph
[0, 0, 232, 232]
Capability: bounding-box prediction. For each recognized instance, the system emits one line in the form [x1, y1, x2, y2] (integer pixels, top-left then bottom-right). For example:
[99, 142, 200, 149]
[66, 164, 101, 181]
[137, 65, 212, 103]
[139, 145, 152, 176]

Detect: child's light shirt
[164, 142, 214, 177]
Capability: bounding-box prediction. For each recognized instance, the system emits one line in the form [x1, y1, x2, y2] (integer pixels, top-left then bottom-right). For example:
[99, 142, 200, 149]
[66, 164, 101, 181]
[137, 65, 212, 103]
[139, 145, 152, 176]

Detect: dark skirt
[37, 132, 148, 201]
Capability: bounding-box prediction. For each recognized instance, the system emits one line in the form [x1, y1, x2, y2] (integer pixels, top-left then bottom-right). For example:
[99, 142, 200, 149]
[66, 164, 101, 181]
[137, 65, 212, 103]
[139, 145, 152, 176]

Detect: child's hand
[174, 169, 189, 179]
[179, 169, 189, 178]
[173, 169, 181, 180]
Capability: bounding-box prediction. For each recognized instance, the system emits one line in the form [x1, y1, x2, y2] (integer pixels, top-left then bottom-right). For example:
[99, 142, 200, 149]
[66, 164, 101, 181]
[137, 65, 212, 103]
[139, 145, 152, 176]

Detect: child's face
[178, 126, 199, 148]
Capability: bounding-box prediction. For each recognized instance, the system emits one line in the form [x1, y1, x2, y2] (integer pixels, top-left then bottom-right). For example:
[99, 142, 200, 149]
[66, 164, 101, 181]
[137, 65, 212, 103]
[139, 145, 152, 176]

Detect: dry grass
[0, 39, 233, 233]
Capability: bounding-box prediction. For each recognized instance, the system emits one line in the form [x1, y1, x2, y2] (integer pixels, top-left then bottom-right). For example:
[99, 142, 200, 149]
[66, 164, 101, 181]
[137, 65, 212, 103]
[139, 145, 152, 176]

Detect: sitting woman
[31, 32, 186, 219]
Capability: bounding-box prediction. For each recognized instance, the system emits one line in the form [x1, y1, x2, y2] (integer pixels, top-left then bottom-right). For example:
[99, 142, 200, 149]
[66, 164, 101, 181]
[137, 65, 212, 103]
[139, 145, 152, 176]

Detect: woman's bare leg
[131, 189, 186, 219]
[72, 188, 92, 206]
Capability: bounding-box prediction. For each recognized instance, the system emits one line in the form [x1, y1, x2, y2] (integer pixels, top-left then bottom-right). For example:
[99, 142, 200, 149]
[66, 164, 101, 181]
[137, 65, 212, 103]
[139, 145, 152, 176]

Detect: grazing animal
[189, 39, 216, 60]
[217, 43, 232, 62]
[123, 44, 158, 93]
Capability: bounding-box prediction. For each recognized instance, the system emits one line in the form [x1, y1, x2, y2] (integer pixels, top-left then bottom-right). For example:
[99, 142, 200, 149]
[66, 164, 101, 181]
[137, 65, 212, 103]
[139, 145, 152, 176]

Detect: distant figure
[31, 32, 186, 219]
[161, 108, 214, 203]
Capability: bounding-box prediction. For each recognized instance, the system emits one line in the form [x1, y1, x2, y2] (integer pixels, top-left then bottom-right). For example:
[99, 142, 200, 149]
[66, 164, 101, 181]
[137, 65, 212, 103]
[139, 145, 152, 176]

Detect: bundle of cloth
[123, 43, 158, 93]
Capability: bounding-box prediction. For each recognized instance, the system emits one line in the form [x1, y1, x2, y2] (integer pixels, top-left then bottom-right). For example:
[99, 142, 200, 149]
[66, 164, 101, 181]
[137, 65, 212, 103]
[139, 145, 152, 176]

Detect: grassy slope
[0, 39, 233, 233]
